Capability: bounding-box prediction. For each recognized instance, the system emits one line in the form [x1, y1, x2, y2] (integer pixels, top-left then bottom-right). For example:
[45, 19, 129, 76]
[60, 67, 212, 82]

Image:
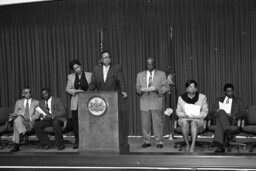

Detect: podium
[78, 91, 129, 153]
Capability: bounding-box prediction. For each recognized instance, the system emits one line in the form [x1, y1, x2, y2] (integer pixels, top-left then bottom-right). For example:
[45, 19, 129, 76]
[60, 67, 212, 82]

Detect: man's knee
[14, 116, 23, 124]
[216, 110, 226, 118]
[53, 119, 63, 128]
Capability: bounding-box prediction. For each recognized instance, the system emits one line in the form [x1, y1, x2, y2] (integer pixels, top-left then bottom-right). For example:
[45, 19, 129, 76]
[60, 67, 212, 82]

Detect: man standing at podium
[136, 58, 168, 148]
[88, 50, 127, 98]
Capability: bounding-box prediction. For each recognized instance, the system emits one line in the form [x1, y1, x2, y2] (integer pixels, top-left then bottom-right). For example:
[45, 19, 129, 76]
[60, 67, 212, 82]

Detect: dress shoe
[141, 143, 151, 148]
[57, 145, 65, 151]
[215, 146, 225, 153]
[73, 143, 79, 149]
[10, 144, 20, 152]
[157, 144, 163, 148]
[41, 143, 52, 150]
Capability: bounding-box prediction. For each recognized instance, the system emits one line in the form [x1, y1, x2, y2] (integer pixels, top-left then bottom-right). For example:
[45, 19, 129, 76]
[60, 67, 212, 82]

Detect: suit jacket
[66, 71, 92, 111]
[176, 93, 208, 119]
[209, 96, 246, 120]
[37, 97, 66, 122]
[12, 98, 39, 126]
[88, 64, 126, 92]
[136, 70, 168, 111]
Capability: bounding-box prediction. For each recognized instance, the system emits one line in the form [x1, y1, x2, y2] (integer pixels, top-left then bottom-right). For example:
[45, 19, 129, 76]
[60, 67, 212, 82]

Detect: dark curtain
[0, 0, 256, 135]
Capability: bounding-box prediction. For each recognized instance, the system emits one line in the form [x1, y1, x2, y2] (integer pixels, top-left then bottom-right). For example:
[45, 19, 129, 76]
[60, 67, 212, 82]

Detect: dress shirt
[23, 98, 31, 109]
[103, 65, 110, 82]
[45, 97, 52, 114]
[147, 70, 155, 88]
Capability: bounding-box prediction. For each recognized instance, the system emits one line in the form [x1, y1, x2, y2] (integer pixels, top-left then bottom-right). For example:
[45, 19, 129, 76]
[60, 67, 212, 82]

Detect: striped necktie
[24, 100, 29, 117]
[148, 71, 153, 87]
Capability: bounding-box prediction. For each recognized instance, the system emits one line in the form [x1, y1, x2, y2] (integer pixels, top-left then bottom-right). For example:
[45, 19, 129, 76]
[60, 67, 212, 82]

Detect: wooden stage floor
[0, 136, 256, 170]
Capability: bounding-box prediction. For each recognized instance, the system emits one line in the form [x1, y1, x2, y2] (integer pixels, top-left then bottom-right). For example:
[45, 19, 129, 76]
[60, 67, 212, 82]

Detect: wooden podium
[78, 91, 129, 153]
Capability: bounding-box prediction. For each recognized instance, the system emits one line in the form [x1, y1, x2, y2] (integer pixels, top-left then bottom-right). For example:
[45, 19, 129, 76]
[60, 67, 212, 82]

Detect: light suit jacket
[12, 98, 39, 127]
[176, 93, 209, 119]
[66, 72, 92, 111]
[136, 70, 168, 111]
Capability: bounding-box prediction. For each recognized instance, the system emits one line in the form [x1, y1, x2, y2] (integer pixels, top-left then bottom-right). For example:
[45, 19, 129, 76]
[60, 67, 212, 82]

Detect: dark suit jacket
[88, 64, 126, 92]
[209, 96, 246, 121]
[38, 97, 66, 122]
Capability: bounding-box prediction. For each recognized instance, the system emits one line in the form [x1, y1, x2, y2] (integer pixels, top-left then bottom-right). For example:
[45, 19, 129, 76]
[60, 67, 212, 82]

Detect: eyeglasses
[23, 91, 31, 94]
[102, 56, 111, 60]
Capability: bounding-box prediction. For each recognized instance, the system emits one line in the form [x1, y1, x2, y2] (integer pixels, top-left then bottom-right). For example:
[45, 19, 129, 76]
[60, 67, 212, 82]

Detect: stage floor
[0, 136, 256, 170]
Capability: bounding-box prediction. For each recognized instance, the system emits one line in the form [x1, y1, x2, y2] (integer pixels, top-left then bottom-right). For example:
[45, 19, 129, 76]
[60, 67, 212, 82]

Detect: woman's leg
[179, 119, 190, 152]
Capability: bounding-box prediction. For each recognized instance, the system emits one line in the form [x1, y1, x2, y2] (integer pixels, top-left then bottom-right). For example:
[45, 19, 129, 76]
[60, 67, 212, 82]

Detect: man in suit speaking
[136, 58, 168, 148]
[88, 50, 127, 98]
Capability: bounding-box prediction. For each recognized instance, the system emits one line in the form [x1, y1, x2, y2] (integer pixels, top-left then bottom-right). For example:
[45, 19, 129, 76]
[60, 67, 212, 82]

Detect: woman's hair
[69, 59, 81, 70]
[185, 79, 198, 88]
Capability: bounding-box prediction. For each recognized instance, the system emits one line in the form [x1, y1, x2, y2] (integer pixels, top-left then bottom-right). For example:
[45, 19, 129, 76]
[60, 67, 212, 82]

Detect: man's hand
[75, 89, 84, 94]
[45, 114, 53, 119]
[122, 92, 128, 99]
[24, 117, 30, 122]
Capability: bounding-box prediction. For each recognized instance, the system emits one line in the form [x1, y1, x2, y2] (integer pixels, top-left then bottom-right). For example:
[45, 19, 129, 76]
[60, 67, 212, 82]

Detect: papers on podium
[218, 102, 231, 113]
[184, 104, 201, 117]
[36, 106, 47, 116]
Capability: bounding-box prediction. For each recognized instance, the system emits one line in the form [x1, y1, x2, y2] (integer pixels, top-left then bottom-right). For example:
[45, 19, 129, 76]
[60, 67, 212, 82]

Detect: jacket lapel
[51, 97, 55, 113]
[105, 65, 112, 82]
[100, 66, 104, 82]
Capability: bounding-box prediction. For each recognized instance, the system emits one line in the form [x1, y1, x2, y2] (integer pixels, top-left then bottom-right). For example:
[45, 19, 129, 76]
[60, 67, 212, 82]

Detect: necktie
[45, 101, 50, 112]
[148, 72, 153, 87]
[24, 100, 29, 118]
[226, 98, 229, 104]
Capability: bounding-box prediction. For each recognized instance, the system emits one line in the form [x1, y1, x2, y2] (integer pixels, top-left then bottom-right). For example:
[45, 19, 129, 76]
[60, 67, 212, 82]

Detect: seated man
[176, 80, 208, 152]
[34, 88, 66, 151]
[209, 83, 246, 153]
[10, 87, 39, 152]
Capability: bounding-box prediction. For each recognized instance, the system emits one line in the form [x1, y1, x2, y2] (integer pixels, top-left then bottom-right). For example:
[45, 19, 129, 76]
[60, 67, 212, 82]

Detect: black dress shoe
[73, 143, 79, 149]
[141, 143, 151, 148]
[215, 147, 225, 153]
[157, 144, 163, 148]
[41, 143, 52, 150]
[10, 144, 20, 152]
[57, 145, 65, 151]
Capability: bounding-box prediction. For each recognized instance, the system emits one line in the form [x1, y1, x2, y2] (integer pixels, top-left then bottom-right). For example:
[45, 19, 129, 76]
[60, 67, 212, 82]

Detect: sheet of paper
[36, 106, 47, 116]
[219, 102, 231, 113]
[184, 104, 201, 117]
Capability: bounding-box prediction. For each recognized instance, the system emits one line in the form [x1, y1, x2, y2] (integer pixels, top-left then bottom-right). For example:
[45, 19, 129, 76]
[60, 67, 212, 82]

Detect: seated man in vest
[10, 87, 39, 152]
[34, 88, 66, 151]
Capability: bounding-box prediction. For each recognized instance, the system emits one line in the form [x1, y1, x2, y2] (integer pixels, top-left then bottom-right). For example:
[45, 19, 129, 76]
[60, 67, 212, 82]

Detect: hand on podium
[121, 92, 128, 99]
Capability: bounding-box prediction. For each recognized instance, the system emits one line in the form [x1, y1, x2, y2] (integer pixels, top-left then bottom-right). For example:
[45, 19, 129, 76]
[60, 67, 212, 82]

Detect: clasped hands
[139, 87, 158, 95]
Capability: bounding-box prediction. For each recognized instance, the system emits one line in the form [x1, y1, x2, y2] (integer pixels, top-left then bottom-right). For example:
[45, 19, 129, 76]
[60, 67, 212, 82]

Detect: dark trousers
[34, 118, 64, 147]
[213, 110, 236, 144]
[72, 110, 79, 144]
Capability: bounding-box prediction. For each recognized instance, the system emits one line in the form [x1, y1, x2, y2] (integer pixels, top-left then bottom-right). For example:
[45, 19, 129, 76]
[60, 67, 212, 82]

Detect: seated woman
[176, 80, 208, 152]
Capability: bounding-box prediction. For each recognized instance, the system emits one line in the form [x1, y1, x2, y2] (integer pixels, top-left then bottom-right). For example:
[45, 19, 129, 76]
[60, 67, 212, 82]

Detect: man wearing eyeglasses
[9, 87, 39, 152]
[88, 50, 127, 98]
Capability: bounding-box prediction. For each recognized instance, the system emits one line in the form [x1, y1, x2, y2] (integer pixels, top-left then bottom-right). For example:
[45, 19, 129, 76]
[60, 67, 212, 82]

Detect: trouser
[34, 118, 64, 147]
[213, 110, 237, 144]
[13, 116, 32, 144]
[72, 110, 79, 144]
[141, 110, 163, 145]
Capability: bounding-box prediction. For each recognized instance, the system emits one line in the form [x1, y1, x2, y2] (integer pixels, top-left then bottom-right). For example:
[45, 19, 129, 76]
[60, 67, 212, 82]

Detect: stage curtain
[0, 0, 256, 135]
